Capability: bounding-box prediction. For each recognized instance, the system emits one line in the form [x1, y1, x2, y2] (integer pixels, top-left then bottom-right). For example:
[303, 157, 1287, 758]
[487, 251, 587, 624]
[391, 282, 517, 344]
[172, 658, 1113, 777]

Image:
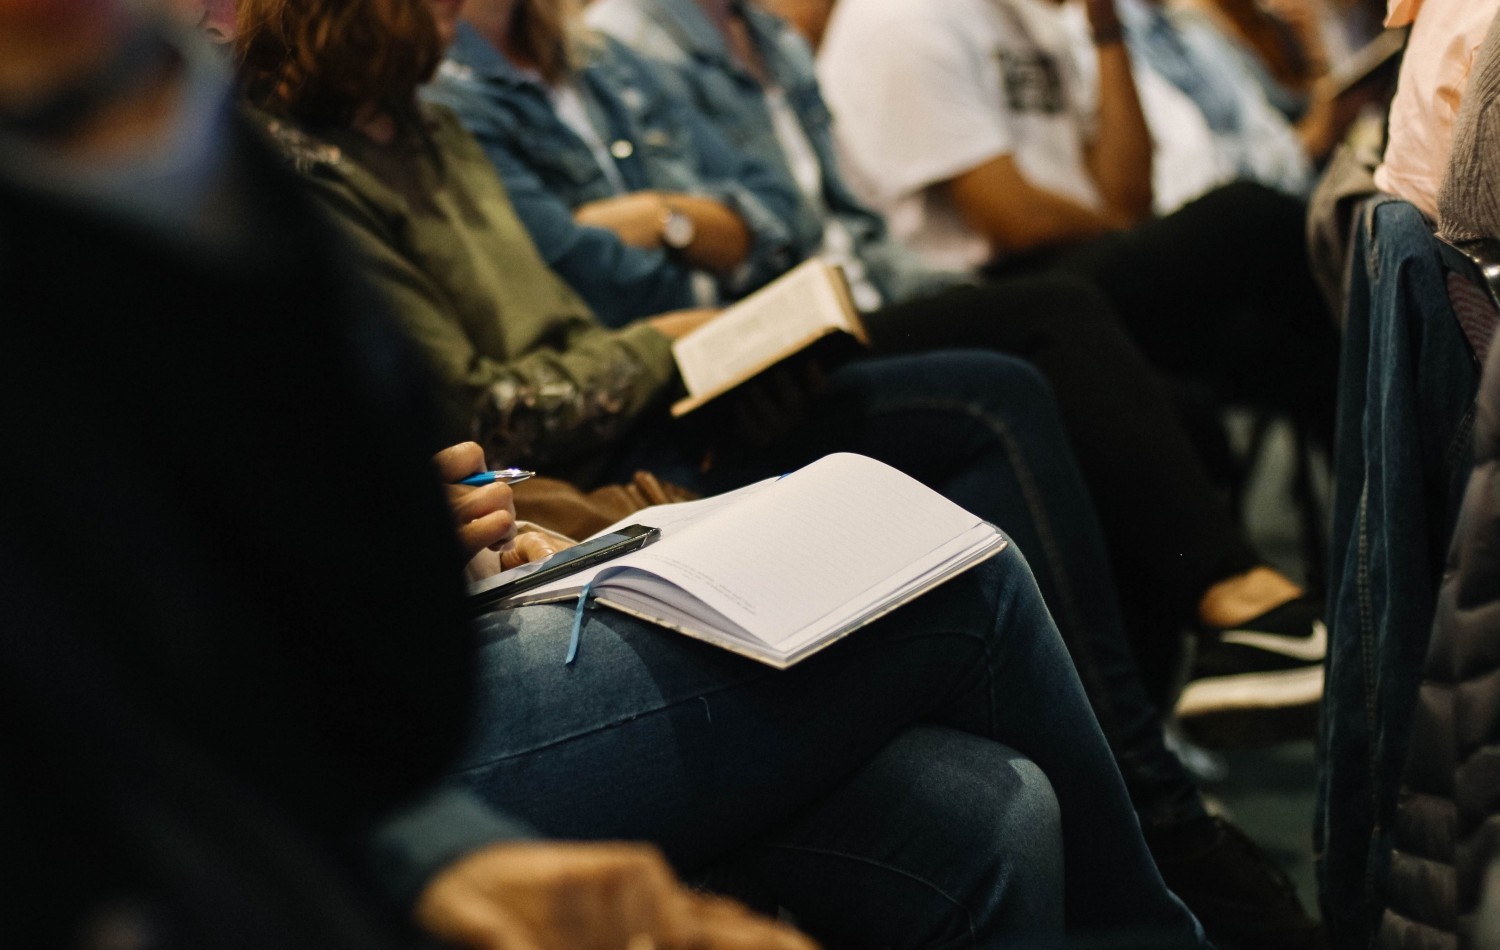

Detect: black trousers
[865, 272, 1261, 629]
[1039, 181, 1339, 445]
[869, 181, 1339, 690]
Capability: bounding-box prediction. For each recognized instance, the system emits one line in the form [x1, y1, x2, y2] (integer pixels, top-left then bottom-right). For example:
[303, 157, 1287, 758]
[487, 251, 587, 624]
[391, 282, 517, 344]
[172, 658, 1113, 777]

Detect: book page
[488, 476, 780, 602]
[613, 453, 989, 646]
[672, 259, 856, 399]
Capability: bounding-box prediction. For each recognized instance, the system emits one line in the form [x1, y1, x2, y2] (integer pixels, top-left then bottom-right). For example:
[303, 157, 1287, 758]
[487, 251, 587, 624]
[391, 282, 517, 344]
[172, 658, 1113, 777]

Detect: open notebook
[490, 453, 1007, 668]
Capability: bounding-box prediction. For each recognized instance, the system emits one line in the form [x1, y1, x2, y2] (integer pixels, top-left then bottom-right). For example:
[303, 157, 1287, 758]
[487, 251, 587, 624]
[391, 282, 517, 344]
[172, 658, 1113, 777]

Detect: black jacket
[0, 116, 487, 948]
[1379, 323, 1500, 950]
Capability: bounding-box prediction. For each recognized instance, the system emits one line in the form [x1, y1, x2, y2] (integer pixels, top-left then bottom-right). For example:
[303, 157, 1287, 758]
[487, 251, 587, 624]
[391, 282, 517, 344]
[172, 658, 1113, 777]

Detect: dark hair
[508, 0, 586, 85]
[235, 0, 442, 129]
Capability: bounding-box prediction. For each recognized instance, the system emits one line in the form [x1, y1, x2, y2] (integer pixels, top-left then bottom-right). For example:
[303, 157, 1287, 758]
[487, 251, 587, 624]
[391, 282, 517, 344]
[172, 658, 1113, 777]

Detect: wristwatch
[660, 204, 697, 251]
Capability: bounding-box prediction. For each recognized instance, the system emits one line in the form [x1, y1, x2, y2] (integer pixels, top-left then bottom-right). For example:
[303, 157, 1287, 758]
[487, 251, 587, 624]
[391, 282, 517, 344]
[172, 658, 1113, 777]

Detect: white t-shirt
[818, 0, 1103, 270]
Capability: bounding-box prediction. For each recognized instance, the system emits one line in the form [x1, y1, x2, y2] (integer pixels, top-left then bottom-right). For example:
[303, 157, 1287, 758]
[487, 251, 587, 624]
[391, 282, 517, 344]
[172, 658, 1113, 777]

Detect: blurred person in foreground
[0, 3, 811, 948]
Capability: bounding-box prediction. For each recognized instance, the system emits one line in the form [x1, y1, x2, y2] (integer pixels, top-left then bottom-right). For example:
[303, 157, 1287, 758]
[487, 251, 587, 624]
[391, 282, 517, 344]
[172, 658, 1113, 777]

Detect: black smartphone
[467, 523, 661, 612]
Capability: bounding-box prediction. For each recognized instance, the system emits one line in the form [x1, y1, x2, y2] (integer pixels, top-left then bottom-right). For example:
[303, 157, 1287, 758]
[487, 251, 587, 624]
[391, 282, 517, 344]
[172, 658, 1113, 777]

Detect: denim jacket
[426, 24, 808, 328]
[588, 0, 962, 306]
[1319, 198, 1483, 948]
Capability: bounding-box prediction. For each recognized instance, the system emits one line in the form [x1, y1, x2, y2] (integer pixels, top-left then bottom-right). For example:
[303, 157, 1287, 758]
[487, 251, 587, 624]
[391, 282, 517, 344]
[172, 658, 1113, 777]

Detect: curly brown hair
[235, 0, 442, 129]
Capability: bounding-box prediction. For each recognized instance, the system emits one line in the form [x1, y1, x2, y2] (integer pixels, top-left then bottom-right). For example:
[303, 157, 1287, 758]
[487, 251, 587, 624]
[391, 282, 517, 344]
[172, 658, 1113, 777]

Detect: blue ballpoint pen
[459, 468, 535, 487]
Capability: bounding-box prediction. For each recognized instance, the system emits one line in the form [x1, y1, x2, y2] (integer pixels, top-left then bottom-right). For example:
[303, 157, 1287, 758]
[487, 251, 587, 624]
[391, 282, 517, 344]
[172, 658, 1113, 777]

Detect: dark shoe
[1146, 815, 1324, 950]
[1177, 597, 1324, 747]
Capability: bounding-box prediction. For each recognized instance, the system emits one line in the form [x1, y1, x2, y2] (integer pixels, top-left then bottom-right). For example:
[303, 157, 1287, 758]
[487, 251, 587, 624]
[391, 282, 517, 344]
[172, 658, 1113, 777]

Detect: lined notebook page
[618, 453, 985, 645]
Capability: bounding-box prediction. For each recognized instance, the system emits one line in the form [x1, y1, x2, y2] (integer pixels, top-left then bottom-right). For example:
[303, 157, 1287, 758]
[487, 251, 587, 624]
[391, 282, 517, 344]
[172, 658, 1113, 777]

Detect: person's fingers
[449, 481, 517, 557]
[585, 854, 675, 949]
[669, 893, 820, 950]
[466, 546, 503, 582]
[433, 441, 488, 482]
[457, 507, 517, 558]
[450, 481, 515, 521]
[416, 878, 546, 950]
[499, 532, 566, 568]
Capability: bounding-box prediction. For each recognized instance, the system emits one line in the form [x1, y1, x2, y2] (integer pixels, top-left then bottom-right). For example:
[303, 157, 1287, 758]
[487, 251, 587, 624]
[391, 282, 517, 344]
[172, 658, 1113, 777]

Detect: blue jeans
[453, 547, 1205, 948]
[1318, 199, 1481, 948]
[620, 351, 1206, 831]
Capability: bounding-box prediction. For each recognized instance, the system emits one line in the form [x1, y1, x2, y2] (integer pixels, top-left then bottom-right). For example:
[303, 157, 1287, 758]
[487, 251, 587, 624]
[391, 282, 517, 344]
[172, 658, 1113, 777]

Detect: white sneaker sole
[1175, 665, 1325, 719]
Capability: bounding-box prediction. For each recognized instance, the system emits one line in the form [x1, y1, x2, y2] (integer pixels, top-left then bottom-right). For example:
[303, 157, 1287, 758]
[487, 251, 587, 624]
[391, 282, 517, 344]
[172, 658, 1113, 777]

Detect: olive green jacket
[260, 106, 678, 474]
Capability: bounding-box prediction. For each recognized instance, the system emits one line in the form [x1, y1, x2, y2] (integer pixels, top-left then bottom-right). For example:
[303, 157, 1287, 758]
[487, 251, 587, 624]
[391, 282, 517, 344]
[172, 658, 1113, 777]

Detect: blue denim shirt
[588, 0, 962, 306]
[426, 24, 807, 328]
[1117, 0, 1311, 197]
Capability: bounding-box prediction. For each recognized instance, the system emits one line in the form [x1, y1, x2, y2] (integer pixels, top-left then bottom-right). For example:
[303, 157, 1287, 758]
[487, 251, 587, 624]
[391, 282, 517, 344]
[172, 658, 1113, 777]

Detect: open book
[490, 453, 1006, 668]
[671, 258, 869, 416]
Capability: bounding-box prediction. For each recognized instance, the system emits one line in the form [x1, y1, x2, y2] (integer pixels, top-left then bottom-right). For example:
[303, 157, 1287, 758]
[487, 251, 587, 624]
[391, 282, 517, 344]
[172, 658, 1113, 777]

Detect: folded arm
[572, 189, 750, 273]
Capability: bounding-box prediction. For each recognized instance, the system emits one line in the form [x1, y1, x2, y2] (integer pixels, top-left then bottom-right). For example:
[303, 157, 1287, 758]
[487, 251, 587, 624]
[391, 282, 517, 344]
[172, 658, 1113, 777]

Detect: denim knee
[895, 728, 1064, 947]
[743, 722, 1064, 948]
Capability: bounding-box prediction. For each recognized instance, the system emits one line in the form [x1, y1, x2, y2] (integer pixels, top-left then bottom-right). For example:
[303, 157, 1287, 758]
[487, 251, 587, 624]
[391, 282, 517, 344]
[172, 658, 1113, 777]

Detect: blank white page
[617, 453, 985, 645]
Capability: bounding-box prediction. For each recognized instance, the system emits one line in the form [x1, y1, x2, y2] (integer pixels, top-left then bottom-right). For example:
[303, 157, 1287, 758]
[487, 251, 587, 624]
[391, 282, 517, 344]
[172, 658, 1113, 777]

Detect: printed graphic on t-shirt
[997, 49, 1067, 114]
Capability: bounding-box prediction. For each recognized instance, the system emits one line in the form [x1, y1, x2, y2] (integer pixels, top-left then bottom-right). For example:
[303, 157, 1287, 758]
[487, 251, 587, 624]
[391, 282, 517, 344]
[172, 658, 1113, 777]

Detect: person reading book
[427, 2, 1326, 942]
[217, 0, 1222, 943]
[433, 0, 1330, 736]
[226, 3, 1313, 945]
[0, 7, 810, 948]
[230, 0, 1146, 690]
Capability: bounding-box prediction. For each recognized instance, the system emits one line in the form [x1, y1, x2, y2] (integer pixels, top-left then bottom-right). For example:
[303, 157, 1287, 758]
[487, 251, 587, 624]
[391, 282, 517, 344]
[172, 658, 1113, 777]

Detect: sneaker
[1146, 815, 1324, 950]
[1176, 597, 1325, 747]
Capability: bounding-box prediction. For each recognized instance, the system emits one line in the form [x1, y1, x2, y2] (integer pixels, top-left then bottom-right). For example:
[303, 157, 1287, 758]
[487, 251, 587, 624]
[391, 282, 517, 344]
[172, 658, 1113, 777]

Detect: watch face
[662, 209, 696, 249]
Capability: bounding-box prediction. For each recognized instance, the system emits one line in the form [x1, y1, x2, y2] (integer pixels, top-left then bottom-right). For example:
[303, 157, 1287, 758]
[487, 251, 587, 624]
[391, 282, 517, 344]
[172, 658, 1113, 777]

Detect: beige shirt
[1373, 0, 1500, 219]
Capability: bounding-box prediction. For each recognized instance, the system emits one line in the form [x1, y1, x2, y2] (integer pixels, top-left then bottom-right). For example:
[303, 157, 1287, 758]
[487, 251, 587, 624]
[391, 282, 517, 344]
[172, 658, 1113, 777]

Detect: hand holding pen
[458, 467, 535, 487]
[433, 444, 559, 577]
[433, 443, 526, 559]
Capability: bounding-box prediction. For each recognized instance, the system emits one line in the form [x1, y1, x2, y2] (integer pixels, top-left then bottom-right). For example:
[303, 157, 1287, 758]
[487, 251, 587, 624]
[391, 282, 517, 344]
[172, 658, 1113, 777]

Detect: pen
[459, 468, 535, 487]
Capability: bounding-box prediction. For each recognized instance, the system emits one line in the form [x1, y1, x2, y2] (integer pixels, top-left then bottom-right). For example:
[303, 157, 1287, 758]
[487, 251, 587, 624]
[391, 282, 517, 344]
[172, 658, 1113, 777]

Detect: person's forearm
[983, 192, 1119, 252]
[946, 154, 1121, 256]
[1086, 37, 1153, 225]
[571, 191, 750, 273]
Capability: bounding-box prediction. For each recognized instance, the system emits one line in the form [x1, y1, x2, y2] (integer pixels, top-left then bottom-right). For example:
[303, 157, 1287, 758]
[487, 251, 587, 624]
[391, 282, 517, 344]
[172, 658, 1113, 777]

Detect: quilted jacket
[1378, 322, 1500, 949]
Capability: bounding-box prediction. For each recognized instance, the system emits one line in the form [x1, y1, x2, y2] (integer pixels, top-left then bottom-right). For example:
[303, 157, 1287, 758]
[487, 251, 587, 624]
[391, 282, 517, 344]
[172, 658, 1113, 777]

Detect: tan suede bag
[510, 471, 699, 540]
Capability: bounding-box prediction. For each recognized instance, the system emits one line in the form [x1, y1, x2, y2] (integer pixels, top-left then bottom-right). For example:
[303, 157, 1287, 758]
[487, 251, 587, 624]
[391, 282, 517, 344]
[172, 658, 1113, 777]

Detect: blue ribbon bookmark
[564, 578, 598, 665]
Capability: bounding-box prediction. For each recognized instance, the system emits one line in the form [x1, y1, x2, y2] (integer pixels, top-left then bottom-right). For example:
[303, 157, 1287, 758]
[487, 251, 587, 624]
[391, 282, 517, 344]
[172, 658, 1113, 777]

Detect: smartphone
[467, 523, 661, 612]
